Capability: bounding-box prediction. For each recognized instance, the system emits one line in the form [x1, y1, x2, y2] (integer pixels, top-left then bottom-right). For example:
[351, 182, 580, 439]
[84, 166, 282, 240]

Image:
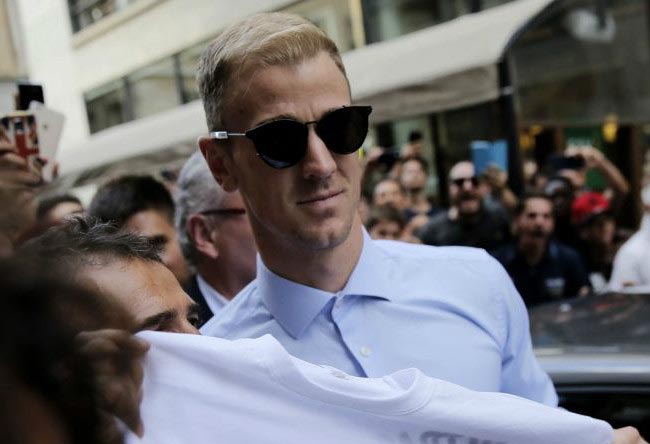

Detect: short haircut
[366, 205, 406, 231]
[0, 257, 134, 444]
[401, 156, 429, 174]
[36, 194, 82, 221]
[515, 192, 553, 216]
[374, 178, 404, 194]
[175, 151, 227, 264]
[89, 175, 174, 228]
[408, 130, 423, 143]
[197, 12, 347, 131]
[20, 217, 163, 274]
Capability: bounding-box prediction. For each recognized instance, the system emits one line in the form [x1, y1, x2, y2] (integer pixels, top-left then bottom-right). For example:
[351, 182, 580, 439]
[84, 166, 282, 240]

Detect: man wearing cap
[492, 193, 590, 307]
[572, 191, 617, 292]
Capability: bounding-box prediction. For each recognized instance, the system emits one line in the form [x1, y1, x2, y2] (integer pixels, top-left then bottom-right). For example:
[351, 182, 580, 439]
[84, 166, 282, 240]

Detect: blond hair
[197, 12, 347, 131]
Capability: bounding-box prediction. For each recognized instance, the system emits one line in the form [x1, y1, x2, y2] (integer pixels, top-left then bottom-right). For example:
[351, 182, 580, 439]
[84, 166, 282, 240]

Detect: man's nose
[301, 128, 336, 180]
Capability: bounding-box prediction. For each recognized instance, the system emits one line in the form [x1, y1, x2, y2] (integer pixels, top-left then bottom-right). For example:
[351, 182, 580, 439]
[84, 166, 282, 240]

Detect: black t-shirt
[491, 240, 590, 307]
[417, 206, 511, 251]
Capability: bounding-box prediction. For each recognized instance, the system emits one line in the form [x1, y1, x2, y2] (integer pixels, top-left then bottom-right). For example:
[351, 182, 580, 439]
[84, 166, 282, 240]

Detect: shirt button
[360, 346, 372, 357]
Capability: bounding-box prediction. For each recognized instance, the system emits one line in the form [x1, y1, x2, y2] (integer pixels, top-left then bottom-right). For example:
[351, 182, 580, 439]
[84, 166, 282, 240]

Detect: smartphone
[1, 104, 64, 181]
[16, 82, 45, 111]
[550, 155, 585, 171]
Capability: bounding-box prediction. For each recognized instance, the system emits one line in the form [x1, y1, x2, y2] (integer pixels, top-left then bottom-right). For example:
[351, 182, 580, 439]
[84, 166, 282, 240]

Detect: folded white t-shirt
[135, 332, 613, 444]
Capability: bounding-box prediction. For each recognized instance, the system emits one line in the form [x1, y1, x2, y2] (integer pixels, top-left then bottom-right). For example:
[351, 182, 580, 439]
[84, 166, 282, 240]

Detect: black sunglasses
[451, 176, 479, 188]
[210, 106, 372, 169]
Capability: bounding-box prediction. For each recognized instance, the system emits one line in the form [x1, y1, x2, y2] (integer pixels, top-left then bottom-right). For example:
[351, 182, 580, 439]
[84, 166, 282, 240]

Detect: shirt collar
[258, 228, 395, 339]
[196, 274, 229, 314]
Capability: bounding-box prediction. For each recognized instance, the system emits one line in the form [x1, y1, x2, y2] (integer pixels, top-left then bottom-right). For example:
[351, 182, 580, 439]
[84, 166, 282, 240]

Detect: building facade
[12, 0, 650, 222]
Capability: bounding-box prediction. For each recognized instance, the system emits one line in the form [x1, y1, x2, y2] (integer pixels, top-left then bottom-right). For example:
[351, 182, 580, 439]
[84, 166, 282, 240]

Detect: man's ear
[187, 214, 219, 260]
[198, 136, 238, 192]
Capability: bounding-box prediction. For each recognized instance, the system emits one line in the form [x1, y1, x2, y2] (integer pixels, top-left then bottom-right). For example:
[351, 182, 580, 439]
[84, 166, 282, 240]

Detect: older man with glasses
[418, 160, 511, 251]
[175, 151, 257, 326]
[196, 12, 554, 405]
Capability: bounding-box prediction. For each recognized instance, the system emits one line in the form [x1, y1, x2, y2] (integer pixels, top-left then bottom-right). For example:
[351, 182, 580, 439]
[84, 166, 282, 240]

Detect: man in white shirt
[175, 151, 257, 324]
[609, 185, 650, 290]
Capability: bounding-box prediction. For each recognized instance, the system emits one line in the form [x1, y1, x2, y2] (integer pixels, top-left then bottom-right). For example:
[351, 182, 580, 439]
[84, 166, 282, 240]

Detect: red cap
[571, 192, 611, 226]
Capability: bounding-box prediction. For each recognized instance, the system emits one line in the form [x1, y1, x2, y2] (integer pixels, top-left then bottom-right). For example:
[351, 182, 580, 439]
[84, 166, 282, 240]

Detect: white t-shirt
[135, 332, 613, 444]
[610, 215, 650, 290]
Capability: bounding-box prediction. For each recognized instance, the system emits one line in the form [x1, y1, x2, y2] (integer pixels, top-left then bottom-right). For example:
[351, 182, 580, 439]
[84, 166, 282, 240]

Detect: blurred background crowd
[2, 0, 650, 441]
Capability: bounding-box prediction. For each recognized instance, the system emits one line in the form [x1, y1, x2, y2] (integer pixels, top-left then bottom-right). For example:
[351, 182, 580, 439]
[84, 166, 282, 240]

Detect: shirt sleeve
[495, 261, 559, 406]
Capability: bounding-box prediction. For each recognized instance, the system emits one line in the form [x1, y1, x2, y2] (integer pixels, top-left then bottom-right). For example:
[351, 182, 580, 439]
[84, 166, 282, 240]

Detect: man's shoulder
[374, 239, 501, 269]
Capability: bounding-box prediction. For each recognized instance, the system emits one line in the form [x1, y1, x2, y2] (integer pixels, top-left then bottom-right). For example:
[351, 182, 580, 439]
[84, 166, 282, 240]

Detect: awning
[346, 0, 557, 122]
[59, 0, 556, 176]
[58, 100, 207, 175]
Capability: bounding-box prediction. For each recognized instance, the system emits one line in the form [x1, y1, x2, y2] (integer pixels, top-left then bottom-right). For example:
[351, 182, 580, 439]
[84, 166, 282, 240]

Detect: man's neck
[406, 189, 428, 209]
[518, 237, 547, 266]
[256, 217, 365, 293]
[196, 261, 252, 300]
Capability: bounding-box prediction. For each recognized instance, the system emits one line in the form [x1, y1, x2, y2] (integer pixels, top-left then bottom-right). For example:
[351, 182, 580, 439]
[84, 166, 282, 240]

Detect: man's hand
[75, 329, 150, 437]
[613, 427, 648, 444]
[0, 149, 42, 189]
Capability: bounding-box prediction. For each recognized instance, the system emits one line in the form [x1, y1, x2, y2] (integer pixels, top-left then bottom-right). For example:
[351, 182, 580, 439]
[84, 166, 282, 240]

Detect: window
[510, 0, 650, 125]
[362, 0, 471, 44]
[85, 79, 129, 133]
[128, 58, 180, 120]
[177, 42, 207, 103]
[68, 0, 136, 33]
[283, 0, 356, 52]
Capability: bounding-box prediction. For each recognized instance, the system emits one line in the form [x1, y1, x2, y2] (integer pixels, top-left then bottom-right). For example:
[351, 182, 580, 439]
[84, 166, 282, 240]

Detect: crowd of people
[0, 10, 647, 444]
[360, 139, 649, 307]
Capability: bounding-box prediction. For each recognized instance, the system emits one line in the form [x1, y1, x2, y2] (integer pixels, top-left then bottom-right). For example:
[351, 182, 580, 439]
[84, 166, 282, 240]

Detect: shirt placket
[330, 293, 373, 377]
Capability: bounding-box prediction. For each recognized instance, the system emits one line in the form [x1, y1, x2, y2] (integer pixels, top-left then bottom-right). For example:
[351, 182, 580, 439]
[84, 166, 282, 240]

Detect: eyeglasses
[210, 106, 372, 169]
[200, 208, 246, 217]
[451, 177, 479, 188]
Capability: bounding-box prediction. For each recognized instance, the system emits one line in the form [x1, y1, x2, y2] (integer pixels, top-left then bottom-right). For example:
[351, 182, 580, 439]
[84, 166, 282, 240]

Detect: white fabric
[609, 214, 650, 290]
[136, 332, 612, 444]
[196, 273, 229, 315]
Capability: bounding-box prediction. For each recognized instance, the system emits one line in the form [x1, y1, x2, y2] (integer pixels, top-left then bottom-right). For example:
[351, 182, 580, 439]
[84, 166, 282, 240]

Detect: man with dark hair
[36, 193, 84, 226]
[418, 161, 510, 250]
[365, 205, 405, 241]
[175, 151, 257, 323]
[89, 175, 191, 285]
[22, 217, 200, 334]
[399, 156, 439, 222]
[491, 193, 590, 307]
[0, 257, 142, 444]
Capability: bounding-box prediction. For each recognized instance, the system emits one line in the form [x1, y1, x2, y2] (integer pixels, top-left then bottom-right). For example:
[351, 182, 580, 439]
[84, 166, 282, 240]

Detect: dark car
[531, 291, 650, 435]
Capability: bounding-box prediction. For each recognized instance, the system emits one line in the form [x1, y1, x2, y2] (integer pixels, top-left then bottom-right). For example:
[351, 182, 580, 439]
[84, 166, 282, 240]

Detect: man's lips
[297, 190, 344, 205]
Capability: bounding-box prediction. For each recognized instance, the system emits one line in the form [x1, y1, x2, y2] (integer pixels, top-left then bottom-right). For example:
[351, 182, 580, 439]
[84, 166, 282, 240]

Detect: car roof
[530, 292, 650, 354]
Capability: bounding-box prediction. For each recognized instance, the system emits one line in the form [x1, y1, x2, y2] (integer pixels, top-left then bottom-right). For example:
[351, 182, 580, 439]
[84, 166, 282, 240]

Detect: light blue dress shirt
[202, 229, 558, 405]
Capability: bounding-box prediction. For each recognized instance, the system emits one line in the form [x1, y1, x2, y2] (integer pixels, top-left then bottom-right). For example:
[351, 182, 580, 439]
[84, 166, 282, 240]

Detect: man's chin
[293, 218, 356, 252]
[458, 200, 481, 216]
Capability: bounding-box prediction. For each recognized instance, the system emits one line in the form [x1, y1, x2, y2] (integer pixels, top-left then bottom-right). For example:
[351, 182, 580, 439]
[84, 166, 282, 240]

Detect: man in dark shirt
[492, 194, 590, 307]
[417, 161, 510, 250]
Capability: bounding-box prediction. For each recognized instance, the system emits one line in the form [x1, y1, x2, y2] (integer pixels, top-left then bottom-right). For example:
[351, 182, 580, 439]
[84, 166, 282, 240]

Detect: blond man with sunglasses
[197, 12, 552, 404]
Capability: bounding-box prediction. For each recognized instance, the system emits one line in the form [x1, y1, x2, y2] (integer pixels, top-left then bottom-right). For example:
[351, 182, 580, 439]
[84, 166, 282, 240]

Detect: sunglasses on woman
[210, 105, 372, 169]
